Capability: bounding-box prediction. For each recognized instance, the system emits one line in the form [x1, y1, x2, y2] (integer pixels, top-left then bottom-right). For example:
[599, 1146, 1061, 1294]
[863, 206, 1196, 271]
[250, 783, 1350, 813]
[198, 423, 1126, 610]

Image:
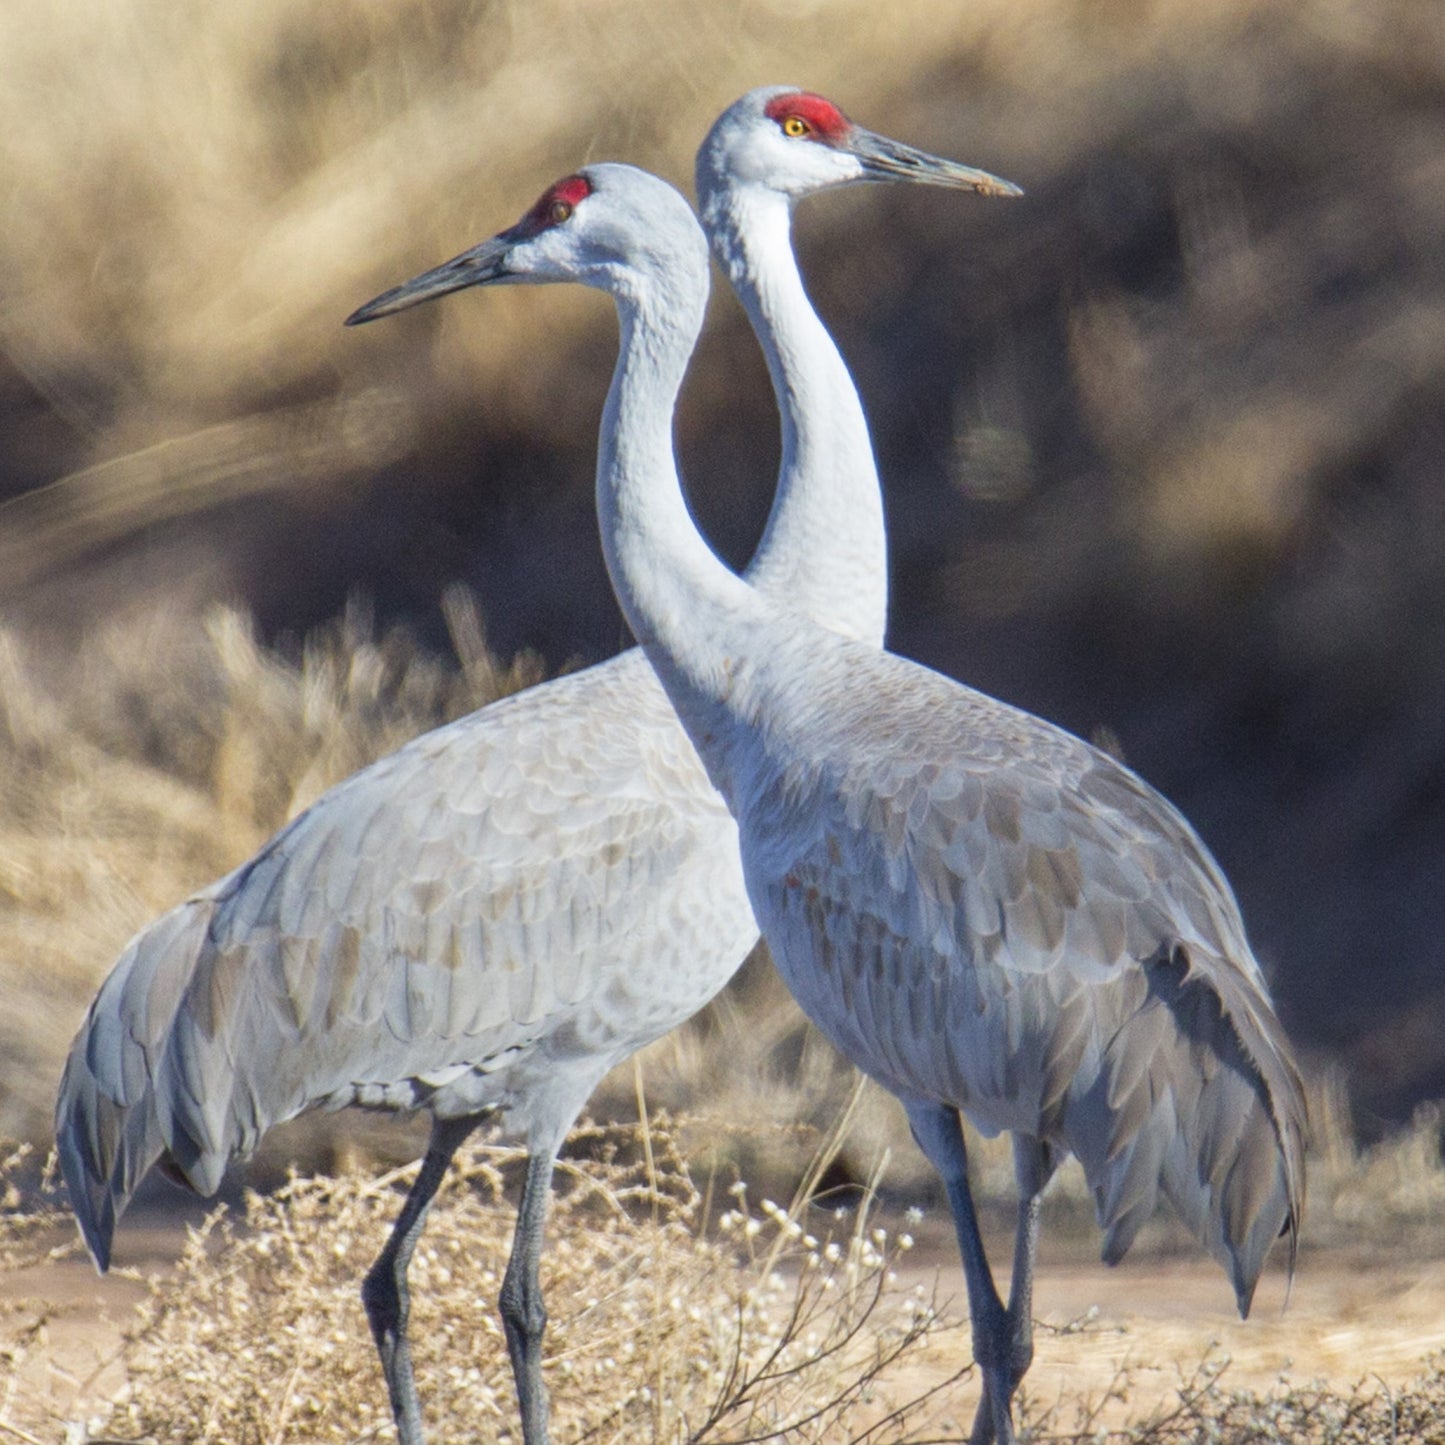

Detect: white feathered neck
[704, 180, 888, 649]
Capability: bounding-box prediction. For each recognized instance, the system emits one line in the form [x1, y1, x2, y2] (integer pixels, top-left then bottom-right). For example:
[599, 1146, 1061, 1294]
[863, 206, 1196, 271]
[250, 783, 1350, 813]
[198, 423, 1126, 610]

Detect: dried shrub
[0, 1143, 70, 1273]
[5, 1117, 1445, 1444]
[27, 1120, 962, 1445]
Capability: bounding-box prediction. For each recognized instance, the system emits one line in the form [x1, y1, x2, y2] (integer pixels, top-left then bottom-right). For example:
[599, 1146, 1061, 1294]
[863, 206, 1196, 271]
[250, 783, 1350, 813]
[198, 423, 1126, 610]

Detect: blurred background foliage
[1, 0, 1442, 1159]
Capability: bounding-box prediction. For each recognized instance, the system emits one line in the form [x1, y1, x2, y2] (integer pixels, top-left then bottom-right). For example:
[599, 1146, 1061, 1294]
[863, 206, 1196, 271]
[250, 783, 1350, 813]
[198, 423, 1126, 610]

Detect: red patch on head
[763, 91, 851, 144]
[518, 174, 594, 234]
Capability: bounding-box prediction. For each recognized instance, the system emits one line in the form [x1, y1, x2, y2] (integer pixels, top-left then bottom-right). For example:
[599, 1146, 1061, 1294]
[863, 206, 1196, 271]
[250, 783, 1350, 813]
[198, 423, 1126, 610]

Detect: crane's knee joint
[500, 1277, 548, 1342]
[971, 1335, 1031, 1388]
[969, 1310, 1015, 1376]
[1009, 1336, 1033, 1381]
[362, 1260, 406, 1337]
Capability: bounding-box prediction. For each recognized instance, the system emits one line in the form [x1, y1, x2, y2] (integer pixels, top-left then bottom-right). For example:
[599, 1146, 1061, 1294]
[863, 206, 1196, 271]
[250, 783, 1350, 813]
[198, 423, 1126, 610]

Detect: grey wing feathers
[1059, 940, 1305, 1315]
[754, 655, 1305, 1315]
[56, 652, 736, 1270]
[1032, 739, 1306, 1313]
[58, 902, 209, 1269]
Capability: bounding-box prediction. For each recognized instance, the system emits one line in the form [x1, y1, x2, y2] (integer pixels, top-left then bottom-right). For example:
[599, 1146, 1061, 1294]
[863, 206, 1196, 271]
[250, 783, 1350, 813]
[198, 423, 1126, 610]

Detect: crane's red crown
[763, 92, 851, 144]
[518, 174, 594, 235]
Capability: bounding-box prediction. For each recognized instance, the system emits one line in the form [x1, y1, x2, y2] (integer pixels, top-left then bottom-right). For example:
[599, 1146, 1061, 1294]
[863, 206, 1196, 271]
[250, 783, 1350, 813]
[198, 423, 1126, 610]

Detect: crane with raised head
[394, 161, 1307, 1445]
[55, 89, 1018, 1445]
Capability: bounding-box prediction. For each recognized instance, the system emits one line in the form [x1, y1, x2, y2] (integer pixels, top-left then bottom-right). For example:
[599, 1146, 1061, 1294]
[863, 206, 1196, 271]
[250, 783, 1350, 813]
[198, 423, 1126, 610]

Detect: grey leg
[964, 1137, 1055, 1444]
[499, 1147, 558, 1445]
[905, 1102, 1017, 1445]
[361, 1114, 478, 1445]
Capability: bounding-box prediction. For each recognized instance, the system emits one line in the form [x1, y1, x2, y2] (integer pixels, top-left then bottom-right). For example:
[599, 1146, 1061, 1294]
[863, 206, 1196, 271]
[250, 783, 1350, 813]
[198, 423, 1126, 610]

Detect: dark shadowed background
[1, 0, 1442, 1152]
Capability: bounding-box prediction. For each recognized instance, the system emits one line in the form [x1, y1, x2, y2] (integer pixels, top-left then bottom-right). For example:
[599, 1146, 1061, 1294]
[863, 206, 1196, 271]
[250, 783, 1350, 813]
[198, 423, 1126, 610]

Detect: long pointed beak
[345, 233, 516, 325]
[848, 128, 1022, 198]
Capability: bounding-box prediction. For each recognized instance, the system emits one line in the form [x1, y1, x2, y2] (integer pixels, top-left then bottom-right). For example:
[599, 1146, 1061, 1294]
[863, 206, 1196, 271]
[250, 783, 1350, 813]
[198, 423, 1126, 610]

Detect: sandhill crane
[399, 163, 1308, 1445]
[55, 89, 1018, 1445]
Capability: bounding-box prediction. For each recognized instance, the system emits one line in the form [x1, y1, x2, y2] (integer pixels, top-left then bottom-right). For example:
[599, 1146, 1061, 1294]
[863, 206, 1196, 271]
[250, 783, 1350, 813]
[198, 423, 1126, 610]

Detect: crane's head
[345, 163, 708, 325]
[696, 85, 1021, 209]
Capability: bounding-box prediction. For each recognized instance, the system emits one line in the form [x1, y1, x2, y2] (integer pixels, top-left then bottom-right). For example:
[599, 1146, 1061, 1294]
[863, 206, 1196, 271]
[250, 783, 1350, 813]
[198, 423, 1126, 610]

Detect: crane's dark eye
[781, 114, 810, 139]
[548, 200, 574, 225]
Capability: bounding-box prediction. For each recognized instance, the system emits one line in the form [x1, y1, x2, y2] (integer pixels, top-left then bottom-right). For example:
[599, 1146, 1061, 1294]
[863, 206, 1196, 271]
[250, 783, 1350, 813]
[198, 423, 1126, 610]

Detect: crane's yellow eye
[549, 200, 573, 224]
[782, 115, 810, 138]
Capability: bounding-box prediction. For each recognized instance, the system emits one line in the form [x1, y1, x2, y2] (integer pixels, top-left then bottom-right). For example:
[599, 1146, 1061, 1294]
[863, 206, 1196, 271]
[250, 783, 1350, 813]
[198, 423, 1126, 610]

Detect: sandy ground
[3, 1228, 1443, 1438]
[898, 1245, 1445, 1430]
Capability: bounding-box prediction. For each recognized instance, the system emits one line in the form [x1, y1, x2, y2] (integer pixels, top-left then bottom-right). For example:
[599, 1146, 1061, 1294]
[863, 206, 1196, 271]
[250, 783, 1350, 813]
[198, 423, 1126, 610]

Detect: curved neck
[596, 272, 768, 793]
[701, 184, 888, 648]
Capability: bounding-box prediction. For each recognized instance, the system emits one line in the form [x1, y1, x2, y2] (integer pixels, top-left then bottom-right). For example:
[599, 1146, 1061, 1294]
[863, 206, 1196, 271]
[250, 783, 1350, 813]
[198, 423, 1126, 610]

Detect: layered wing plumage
[57, 649, 754, 1269]
[743, 641, 1305, 1315]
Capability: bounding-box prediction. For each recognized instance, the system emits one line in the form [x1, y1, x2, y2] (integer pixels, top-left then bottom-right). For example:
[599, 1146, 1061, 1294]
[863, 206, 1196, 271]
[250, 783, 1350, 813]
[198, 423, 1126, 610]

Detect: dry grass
[3, 1109, 1445, 1445]
[7, 0, 1439, 600]
[1, 1122, 969, 1445]
[0, 0, 1029, 531]
[0, 590, 543, 1143]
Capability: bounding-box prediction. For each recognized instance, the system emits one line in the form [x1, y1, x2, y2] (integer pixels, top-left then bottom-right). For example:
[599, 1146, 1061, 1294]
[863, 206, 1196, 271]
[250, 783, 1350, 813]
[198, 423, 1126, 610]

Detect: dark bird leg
[961, 1137, 1057, 1444]
[500, 1147, 559, 1445]
[906, 1101, 1020, 1445]
[362, 1114, 478, 1445]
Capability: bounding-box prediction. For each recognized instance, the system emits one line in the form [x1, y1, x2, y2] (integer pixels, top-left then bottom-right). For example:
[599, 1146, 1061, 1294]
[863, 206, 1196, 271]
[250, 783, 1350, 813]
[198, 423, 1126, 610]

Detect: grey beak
[848, 128, 1022, 198]
[345, 233, 516, 325]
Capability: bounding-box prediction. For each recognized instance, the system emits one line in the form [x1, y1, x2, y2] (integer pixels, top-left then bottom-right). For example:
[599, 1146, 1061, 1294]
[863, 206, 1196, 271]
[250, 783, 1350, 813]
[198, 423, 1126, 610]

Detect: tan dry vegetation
[3, 0, 1438, 602]
[0, 0, 1016, 518]
[1, 1125, 970, 1445]
[0, 590, 543, 1143]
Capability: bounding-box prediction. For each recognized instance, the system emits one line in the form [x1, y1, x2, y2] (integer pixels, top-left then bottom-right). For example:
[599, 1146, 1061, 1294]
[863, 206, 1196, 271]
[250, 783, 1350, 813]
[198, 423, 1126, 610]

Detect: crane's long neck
[703, 184, 888, 648]
[597, 274, 771, 800]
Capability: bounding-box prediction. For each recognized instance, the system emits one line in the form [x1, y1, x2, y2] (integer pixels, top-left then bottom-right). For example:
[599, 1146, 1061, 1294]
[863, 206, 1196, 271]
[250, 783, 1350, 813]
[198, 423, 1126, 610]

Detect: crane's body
[438, 161, 1305, 1445]
[57, 89, 1018, 1445]
[716, 630, 1302, 1309]
[68, 648, 744, 1211]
